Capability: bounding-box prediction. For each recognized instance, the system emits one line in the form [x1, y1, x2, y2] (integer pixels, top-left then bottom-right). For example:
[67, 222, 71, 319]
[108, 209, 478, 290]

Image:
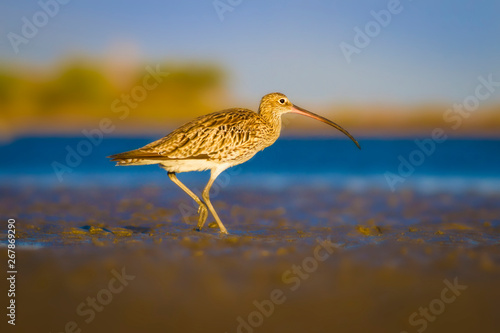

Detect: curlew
[109, 92, 360, 234]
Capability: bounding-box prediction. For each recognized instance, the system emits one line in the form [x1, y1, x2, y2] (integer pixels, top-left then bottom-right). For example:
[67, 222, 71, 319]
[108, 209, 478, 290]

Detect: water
[0, 137, 500, 192]
[1, 136, 500, 192]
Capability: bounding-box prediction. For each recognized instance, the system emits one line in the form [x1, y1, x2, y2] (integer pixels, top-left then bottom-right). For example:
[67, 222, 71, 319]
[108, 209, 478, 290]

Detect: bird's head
[259, 92, 361, 149]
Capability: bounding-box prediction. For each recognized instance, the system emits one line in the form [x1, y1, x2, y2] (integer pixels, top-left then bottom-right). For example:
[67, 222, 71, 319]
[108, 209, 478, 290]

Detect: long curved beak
[291, 105, 361, 149]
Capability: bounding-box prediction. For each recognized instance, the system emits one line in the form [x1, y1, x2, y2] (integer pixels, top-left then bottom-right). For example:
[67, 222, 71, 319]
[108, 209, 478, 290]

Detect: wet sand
[2, 185, 500, 332]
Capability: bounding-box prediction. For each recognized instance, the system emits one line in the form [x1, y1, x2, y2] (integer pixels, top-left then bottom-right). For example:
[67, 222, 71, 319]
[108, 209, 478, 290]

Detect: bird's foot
[196, 204, 208, 231]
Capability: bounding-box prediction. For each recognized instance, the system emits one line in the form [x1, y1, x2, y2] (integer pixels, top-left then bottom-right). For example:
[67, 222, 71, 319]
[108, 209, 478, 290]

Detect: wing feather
[109, 109, 271, 163]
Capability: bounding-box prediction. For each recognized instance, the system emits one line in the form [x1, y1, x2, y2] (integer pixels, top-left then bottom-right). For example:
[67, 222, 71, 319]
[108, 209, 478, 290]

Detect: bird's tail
[108, 150, 160, 166]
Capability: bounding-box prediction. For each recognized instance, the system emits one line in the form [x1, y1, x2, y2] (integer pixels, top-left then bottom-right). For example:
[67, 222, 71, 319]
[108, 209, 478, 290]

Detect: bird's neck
[259, 109, 282, 139]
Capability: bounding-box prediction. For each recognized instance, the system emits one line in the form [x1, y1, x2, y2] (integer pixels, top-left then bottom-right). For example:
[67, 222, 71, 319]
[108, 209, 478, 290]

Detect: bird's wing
[110, 109, 270, 162]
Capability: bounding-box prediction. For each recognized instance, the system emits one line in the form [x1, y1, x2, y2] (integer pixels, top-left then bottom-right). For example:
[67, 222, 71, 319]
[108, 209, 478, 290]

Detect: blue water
[1, 136, 500, 192]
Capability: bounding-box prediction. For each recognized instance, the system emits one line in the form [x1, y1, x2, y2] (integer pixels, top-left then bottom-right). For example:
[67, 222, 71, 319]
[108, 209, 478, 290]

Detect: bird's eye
[279, 98, 286, 104]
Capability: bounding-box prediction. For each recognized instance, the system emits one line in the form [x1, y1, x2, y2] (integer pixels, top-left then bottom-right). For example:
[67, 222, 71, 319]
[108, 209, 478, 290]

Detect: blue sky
[1, 0, 500, 105]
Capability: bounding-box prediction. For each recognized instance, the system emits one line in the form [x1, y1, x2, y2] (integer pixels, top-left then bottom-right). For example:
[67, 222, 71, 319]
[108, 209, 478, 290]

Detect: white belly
[159, 159, 227, 173]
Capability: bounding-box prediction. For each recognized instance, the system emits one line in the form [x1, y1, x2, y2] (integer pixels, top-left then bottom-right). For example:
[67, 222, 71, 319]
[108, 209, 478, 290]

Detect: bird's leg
[202, 168, 229, 234]
[167, 172, 208, 231]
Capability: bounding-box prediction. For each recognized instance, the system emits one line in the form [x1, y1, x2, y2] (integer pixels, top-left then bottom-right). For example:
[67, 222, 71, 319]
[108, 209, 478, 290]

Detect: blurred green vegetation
[36, 65, 112, 110]
[0, 60, 227, 137]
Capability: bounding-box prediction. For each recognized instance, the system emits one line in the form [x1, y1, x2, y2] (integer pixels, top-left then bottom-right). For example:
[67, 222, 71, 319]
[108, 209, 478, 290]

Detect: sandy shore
[1, 185, 499, 332]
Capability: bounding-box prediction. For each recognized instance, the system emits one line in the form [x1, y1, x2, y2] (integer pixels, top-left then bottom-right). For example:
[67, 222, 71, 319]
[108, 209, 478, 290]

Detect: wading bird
[109, 92, 360, 234]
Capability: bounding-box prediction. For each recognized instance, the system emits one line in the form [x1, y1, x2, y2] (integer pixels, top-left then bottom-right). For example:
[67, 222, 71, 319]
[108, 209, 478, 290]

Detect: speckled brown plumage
[109, 108, 280, 167]
[109, 92, 360, 234]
